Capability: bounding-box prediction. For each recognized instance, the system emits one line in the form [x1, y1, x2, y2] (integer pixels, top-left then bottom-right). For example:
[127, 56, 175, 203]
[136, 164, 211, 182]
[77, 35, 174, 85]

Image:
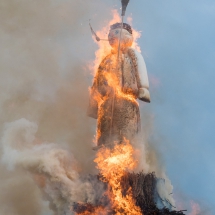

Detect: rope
[109, 15, 124, 139]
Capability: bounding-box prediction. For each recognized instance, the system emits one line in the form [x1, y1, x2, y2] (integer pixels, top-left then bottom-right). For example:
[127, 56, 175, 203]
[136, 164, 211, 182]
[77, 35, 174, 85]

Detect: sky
[0, 0, 215, 214]
[122, 0, 215, 212]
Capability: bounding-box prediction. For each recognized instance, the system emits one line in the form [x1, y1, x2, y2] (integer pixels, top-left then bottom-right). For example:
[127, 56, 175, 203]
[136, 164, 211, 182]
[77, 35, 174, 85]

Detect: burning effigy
[76, 1, 186, 214]
[87, 20, 150, 148]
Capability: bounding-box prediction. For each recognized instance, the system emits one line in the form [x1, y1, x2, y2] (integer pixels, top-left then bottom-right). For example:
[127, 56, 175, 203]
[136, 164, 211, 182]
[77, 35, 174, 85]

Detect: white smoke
[133, 113, 175, 209]
[1, 118, 100, 215]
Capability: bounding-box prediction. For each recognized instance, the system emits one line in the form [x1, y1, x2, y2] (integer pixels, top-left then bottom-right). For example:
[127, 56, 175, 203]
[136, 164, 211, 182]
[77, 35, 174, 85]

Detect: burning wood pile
[73, 172, 186, 215]
[121, 172, 186, 215]
[71, 141, 186, 215]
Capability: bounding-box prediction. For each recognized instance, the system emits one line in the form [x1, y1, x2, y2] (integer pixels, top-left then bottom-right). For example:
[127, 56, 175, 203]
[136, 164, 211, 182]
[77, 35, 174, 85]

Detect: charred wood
[73, 172, 186, 215]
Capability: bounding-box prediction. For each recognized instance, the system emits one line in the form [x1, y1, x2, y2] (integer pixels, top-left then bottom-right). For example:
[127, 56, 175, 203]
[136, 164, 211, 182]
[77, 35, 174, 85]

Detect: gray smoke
[0, 0, 114, 174]
[0, 0, 114, 214]
[1, 118, 104, 215]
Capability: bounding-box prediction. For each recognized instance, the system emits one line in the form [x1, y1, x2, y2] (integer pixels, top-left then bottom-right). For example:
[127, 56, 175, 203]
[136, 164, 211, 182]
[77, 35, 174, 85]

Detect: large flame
[94, 139, 142, 215]
[76, 141, 142, 214]
[84, 10, 143, 214]
[92, 10, 141, 75]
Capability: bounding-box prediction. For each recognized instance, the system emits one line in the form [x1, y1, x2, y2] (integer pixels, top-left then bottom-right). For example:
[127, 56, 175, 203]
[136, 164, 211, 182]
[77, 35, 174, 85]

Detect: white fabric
[130, 48, 149, 89]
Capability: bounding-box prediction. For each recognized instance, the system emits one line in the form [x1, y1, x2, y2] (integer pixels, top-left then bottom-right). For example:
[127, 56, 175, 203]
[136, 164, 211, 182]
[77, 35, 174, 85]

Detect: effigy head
[108, 23, 133, 50]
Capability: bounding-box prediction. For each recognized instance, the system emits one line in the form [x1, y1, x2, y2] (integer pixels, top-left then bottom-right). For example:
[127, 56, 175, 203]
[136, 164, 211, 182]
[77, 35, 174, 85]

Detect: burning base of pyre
[73, 5, 186, 214]
[1, 118, 187, 215]
[71, 141, 186, 215]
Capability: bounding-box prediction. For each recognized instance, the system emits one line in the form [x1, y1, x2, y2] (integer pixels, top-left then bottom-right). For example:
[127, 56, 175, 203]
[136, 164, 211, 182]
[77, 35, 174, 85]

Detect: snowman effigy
[88, 21, 150, 148]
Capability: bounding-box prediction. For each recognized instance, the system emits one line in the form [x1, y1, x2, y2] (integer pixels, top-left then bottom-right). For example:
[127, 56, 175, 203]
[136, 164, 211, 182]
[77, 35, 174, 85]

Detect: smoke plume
[0, 0, 114, 214]
[1, 118, 104, 215]
[0, 0, 175, 214]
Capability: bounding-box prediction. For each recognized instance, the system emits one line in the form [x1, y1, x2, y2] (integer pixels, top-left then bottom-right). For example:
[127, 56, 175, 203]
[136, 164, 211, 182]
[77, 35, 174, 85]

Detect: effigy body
[88, 23, 150, 147]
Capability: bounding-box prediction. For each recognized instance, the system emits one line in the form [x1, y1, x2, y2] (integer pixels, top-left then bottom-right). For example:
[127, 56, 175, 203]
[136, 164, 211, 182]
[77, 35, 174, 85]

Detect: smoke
[0, 166, 43, 215]
[0, 0, 116, 214]
[132, 112, 175, 209]
[0, 0, 114, 173]
[187, 201, 212, 215]
[1, 118, 104, 215]
[188, 201, 201, 215]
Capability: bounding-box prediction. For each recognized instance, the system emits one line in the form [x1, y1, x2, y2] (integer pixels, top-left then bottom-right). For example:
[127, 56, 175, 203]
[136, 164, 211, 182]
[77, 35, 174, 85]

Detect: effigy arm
[128, 48, 151, 103]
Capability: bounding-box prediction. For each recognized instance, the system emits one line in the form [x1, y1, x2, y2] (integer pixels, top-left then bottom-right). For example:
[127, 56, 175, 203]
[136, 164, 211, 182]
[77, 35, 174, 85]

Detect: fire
[91, 68, 138, 145]
[92, 10, 121, 75]
[94, 139, 142, 215]
[103, 72, 138, 103]
[86, 10, 143, 214]
[76, 206, 107, 215]
[89, 9, 141, 110]
[92, 10, 141, 76]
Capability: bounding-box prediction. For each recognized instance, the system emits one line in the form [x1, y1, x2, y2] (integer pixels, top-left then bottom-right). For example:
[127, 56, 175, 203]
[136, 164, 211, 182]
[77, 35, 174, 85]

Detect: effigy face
[108, 28, 133, 50]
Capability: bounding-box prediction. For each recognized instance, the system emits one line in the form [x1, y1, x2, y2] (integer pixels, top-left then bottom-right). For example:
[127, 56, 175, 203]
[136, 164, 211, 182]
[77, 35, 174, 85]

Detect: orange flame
[94, 139, 142, 214]
[91, 10, 142, 76]
[89, 9, 141, 108]
[127, 16, 141, 52]
[76, 206, 108, 215]
[86, 10, 143, 214]
[92, 10, 121, 76]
